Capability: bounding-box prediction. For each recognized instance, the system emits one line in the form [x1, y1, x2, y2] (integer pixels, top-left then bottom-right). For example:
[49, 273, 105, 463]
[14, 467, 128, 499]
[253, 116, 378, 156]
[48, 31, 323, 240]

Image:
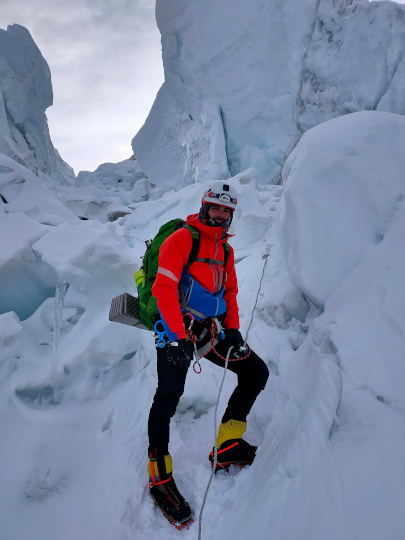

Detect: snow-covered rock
[52, 158, 153, 222]
[0, 153, 76, 225]
[0, 151, 78, 319]
[75, 157, 148, 192]
[0, 213, 56, 320]
[32, 219, 138, 301]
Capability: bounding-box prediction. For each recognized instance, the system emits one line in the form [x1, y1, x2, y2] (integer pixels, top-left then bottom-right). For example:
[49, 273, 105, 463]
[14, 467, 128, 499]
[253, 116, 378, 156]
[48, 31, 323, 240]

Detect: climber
[147, 181, 269, 528]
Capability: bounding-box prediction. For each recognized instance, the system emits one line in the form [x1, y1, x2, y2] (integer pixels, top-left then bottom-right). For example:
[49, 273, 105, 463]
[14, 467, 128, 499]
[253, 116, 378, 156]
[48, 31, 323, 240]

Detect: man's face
[207, 204, 231, 223]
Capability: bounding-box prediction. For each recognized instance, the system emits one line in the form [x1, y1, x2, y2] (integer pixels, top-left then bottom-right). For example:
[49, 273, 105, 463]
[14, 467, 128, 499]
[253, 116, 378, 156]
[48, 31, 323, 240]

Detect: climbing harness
[186, 317, 250, 376]
[197, 243, 271, 540]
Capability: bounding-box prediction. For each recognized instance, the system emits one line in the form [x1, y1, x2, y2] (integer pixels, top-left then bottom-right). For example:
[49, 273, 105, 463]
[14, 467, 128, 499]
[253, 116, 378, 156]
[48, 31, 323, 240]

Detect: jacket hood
[186, 213, 234, 242]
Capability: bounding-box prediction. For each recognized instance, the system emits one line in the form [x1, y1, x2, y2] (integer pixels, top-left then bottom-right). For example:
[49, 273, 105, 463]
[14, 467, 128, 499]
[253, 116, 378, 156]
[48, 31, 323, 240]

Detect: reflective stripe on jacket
[151, 213, 240, 341]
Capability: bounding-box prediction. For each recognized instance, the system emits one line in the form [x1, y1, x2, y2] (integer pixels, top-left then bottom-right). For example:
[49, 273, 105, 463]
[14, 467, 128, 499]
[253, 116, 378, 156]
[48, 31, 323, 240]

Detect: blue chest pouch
[180, 269, 226, 321]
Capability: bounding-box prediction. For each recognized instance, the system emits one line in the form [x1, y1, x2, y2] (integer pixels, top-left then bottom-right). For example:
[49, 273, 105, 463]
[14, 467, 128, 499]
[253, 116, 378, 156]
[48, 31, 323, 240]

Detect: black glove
[223, 328, 246, 355]
[167, 338, 194, 368]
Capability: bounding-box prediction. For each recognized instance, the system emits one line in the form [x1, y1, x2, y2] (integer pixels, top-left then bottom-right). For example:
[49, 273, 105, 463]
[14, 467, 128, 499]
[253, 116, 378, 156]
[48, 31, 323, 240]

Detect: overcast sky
[1, 0, 164, 174]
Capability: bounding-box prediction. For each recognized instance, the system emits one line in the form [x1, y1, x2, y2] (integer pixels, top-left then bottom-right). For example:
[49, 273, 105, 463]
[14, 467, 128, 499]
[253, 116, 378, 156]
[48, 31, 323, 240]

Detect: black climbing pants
[148, 340, 269, 451]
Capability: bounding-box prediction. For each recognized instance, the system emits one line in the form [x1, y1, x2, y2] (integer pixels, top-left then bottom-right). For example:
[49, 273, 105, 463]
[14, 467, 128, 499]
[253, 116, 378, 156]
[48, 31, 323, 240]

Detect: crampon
[150, 476, 193, 530]
[170, 516, 194, 531]
[209, 439, 257, 472]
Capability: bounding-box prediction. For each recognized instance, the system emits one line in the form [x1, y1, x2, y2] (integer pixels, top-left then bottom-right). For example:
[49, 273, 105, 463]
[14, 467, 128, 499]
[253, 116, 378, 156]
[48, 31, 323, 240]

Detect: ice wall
[0, 24, 74, 186]
[278, 110, 405, 306]
[133, 0, 405, 187]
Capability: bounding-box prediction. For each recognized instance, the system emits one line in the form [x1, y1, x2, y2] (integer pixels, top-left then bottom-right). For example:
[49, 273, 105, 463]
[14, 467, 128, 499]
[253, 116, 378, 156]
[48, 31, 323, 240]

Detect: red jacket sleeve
[151, 227, 192, 340]
[223, 246, 240, 330]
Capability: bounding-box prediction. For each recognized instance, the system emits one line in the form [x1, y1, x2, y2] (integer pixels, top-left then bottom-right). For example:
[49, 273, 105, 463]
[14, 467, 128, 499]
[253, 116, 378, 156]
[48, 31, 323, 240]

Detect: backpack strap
[223, 243, 230, 268]
[183, 225, 230, 269]
[183, 224, 200, 268]
[195, 242, 230, 267]
[195, 257, 225, 266]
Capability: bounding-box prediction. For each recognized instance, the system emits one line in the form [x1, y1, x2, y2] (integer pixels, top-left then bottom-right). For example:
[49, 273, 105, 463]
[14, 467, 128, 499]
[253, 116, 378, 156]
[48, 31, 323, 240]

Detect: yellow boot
[210, 419, 256, 471]
[216, 419, 247, 448]
[147, 451, 173, 486]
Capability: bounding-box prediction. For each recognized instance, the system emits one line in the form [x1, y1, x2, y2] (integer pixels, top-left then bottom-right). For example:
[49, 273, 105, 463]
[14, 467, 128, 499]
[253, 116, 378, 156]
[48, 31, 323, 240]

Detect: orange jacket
[152, 213, 240, 340]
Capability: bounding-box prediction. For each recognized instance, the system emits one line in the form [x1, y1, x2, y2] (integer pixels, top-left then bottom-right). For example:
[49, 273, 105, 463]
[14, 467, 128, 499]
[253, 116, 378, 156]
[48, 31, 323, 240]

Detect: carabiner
[192, 342, 202, 374]
[183, 312, 194, 331]
[213, 317, 225, 340]
[154, 320, 166, 348]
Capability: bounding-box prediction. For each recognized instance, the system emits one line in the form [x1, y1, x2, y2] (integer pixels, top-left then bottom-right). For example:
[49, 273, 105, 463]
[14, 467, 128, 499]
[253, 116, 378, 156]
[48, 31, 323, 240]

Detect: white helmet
[201, 182, 237, 211]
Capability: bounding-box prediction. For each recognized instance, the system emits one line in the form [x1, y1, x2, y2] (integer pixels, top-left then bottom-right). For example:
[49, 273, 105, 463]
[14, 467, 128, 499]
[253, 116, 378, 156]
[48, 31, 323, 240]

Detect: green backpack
[134, 219, 229, 331]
